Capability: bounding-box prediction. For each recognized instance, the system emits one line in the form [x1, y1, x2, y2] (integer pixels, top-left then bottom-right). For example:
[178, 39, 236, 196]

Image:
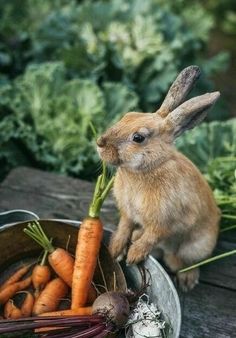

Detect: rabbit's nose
[96, 136, 107, 147]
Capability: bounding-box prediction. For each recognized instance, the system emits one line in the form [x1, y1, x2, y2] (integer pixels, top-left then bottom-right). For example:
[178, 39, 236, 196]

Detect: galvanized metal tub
[0, 210, 181, 337]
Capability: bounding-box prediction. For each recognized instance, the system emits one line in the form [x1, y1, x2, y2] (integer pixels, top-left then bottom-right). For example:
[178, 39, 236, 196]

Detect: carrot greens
[89, 161, 114, 218]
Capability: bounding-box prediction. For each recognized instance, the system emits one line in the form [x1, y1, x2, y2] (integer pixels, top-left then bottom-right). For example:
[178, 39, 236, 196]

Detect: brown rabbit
[97, 66, 221, 291]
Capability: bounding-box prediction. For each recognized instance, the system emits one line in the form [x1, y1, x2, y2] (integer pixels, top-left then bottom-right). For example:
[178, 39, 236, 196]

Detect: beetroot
[92, 291, 130, 328]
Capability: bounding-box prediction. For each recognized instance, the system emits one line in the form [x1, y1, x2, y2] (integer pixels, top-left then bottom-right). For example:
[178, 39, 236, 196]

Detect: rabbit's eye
[132, 133, 145, 143]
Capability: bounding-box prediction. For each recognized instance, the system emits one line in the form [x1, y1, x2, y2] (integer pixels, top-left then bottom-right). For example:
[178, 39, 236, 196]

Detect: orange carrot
[32, 250, 51, 297]
[4, 299, 22, 319]
[39, 307, 92, 317]
[21, 291, 34, 317]
[0, 264, 31, 291]
[72, 217, 103, 309]
[32, 265, 51, 297]
[24, 223, 100, 300]
[3, 291, 34, 319]
[0, 277, 31, 304]
[48, 248, 74, 287]
[71, 163, 114, 309]
[24, 222, 74, 287]
[87, 284, 97, 305]
[33, 278, 68, 315]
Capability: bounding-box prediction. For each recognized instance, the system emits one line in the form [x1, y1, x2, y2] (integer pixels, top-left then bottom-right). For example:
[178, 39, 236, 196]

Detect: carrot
[48, 248, 74, 287]
[33, 277, 68, 315]
[39, 307, 92, 317]
[87, 284, 97, 305]
[4, 299, 22, 319]
[24, 222, 74, 287]
[24, 224, 100, 302]
[71, 218, 103, 309]
[32, 250, 51, 297]
[3, 291, 34, 319]
[20, 291, 34, 317]
[0, 264, 31, 291]
[32, 265, 51, 298]
[0, 277, 31, 305]
[71, 162, 114, 309]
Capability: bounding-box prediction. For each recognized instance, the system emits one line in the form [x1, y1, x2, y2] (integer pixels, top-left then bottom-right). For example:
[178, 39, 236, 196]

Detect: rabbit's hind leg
[164, 229, 217, 291]
[163, 252, 184, 272]
[176, 268, 200, 292]
[163, 252, 199, 292]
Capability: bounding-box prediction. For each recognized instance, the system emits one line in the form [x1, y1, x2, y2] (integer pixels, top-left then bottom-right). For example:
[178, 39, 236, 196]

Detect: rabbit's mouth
[97, 145, 121, 166]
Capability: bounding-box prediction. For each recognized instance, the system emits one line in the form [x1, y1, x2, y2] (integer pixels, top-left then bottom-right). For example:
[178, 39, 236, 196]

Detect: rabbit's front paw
[131, 228, 144, 242]
[126, 243, 149, 265]
[109, 232, 129, 261]
[177, 268, 199, 292]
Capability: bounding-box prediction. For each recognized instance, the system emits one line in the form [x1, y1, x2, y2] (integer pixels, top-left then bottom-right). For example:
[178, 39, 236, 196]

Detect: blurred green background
[0, 0, 236, 182]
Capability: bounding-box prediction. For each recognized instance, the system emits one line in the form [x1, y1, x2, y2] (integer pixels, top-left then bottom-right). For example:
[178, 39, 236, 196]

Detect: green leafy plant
[0, 0, 229, 108]
[0, 62, 138, 179]
[0, 0, 231, 180]
[177, 119, 236, 231]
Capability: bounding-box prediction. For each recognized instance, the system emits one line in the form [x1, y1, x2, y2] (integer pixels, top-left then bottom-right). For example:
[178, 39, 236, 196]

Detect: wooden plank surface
[179, 283, 236, 338]
[0, 166, 118, 229]
[0, 166, 235, 338]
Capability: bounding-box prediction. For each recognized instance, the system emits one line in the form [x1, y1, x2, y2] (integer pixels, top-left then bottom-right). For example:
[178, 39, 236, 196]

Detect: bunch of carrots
[0, 264, 33, 318]
[0, 162, 115, 336]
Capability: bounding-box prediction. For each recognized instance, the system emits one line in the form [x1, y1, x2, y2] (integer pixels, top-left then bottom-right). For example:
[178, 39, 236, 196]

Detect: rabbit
[96, 65, 221, 291]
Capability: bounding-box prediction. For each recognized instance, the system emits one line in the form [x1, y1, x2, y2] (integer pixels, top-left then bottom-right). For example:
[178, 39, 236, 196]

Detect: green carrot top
[88, 161, 114, 218]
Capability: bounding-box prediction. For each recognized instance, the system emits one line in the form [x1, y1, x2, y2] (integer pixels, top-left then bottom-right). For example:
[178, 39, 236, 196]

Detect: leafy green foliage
[223, 11, 236, 34]
[203, 0, 236, 35]
[176, 120, 236, 171]
[177, 119, 236, 230]
[0, 0, 229, 110]
[0, 0, 231, 180]
[0, 62, 138, 179]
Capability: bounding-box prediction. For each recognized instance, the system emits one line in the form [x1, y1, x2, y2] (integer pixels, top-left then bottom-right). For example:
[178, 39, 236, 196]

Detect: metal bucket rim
[0, 209, 39, 219]
[0, 213, 181, 337]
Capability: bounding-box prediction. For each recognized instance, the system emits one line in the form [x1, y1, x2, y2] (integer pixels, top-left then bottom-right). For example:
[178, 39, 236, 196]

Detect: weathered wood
[200, 240, 236, 290]
[179, 283, 236, 338]
[0, 167, 118, 230]
[220, 230, 236, 244]
[0, 166, 235, 338]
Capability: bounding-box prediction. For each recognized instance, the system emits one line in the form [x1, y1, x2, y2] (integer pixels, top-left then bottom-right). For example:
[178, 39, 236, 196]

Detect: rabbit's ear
[165, 92, 220, 138]
[156, 65, 201, 118]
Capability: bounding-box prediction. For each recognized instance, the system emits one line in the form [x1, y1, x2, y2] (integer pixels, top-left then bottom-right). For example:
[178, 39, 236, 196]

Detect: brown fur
[97, 66, 220, 291]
